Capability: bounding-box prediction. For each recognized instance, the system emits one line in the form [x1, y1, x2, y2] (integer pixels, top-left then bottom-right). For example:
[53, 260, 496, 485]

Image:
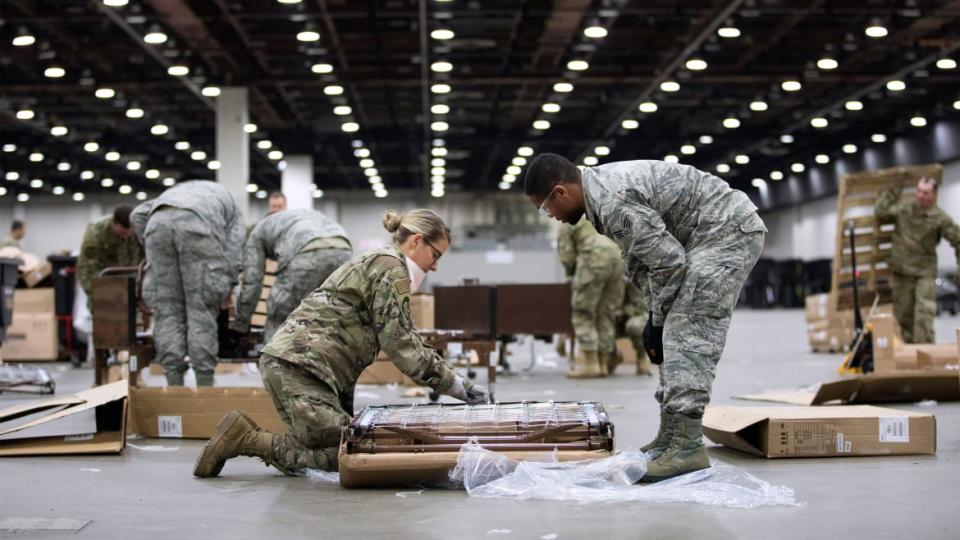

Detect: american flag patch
[394, 278, 411, 296]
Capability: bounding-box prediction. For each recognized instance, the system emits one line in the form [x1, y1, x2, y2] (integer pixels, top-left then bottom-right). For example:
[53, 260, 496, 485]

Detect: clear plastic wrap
[449, 441, 801, 509]
[305, 469, 340, 483]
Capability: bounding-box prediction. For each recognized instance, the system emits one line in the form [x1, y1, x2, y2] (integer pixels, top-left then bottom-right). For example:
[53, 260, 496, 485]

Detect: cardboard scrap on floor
[704, 405, 936, 458]
[0, 380, 128, 456]
[734, 370, 960, 406]
[127, 386, 286, 439]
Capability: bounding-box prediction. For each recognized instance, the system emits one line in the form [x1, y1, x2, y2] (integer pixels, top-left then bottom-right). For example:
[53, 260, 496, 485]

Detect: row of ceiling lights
[426, 4, 458, 198]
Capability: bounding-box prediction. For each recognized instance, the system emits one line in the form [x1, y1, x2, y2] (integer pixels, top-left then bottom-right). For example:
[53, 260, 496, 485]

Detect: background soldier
[875, 177, 960, 343]
[525, 154, 765, 482]
[620, 282, 654, 376]
[232, 208, 353, 340]
[267, 191, 287, 213]
[1, 220, 25, 249]
[77, 205, 144, 306]
[557, 217, 625, 378]
[131, 180, 245, 387]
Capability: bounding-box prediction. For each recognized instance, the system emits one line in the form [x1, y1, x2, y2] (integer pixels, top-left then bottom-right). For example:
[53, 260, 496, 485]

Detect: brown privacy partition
[433, 283, 573, 338]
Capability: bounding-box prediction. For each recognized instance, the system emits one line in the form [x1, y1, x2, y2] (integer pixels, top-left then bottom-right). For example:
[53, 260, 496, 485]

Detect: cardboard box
[734, 370, 960, 405]
[356, 357, 417, 386]
[410, 294, 434, 330]
[915, 345, 959, 369]
[128, 386, 286, 439]
[0, 381, 128, 456]
[0, 312, 58, 361]
[704, 405, 936, 458]
[147, 361, 252, 376]
[804, 293, 831, 322]
[12, 288, 55, 313]
[21, 261, 52, 288]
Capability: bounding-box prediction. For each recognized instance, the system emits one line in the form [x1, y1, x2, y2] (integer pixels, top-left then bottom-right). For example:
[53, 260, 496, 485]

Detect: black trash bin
[0, 257, 19, 344]
[48, 255, 81, 362]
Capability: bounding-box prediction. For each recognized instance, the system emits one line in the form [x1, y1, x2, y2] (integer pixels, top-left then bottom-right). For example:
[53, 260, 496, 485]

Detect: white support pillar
[282, 155, 314, 210]
[216, 87, 250, 217]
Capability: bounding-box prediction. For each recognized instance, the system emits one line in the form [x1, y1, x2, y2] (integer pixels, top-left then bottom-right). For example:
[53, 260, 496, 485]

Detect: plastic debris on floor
[449, 441, 801, 509]
[305, 469, 340, 483]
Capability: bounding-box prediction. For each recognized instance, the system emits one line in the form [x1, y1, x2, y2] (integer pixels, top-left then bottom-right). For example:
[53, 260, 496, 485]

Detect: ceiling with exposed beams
[1, 0, 958, 203]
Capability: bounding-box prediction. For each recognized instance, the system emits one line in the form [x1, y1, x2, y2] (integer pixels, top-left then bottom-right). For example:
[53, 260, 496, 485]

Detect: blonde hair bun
[382, 210, 404, 233]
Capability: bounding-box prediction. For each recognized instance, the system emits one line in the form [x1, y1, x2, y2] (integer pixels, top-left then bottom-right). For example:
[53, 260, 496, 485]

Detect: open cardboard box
[704, 405, 936, 458]
[0, 381, 128, 456]
[872, 314, 958, 371]
[734, 370, 960, 406]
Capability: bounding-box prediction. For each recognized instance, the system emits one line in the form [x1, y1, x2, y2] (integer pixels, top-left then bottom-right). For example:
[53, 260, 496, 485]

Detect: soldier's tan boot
[639, 413, 711, 483]
[639, 410, 675, 458]
[567, 351, 604, 379]
[194, 410, 275, 478]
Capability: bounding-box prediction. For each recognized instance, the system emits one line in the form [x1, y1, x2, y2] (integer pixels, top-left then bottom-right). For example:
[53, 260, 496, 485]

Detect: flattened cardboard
[704, 405, 936, 458]
[0, 380, 128, 456]
[128, 386, 286, 439]
[356, 357, 417, 386]
[734, 370, 960, 406]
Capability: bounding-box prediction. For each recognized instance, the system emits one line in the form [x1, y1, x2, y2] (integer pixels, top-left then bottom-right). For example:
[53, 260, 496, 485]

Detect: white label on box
[447, 342, 463, 356]
[879, 416, 909, 443]
[64, 434, 94, 442]
[157, 415, 183, 438]
[835, 433, 852, 453]
[130, 355, 138, 372]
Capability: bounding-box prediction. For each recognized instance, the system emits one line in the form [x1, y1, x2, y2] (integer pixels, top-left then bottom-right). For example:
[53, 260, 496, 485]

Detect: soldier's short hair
[11, 220, 24, 232]
[113, 205, 133, 229]
[523, 153, 579, 198]
[383, 209, 451, 245]
[918, 177, 938, 191]
[268, 191, 286, 201]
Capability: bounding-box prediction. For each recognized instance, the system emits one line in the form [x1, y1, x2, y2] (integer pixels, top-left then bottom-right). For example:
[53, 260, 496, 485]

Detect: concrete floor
[1, 309, 958, 539]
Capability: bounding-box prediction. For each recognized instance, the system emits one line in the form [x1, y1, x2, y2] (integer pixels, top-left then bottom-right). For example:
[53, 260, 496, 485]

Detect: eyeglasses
[538, 187, 557, 217]
[423, 238, 443, 263]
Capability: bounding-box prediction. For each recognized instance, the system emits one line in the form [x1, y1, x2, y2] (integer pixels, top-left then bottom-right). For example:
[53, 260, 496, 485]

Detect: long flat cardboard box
[704, 405, 936, 458]
[0, 381, 128, 456]
[128, 386, 286, 439]
[734, 370, 960, 406]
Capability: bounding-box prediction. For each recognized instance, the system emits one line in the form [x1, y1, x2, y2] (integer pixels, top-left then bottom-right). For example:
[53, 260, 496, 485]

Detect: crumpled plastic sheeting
[449, 441, 801, 509]
[305, 469, 340, 483]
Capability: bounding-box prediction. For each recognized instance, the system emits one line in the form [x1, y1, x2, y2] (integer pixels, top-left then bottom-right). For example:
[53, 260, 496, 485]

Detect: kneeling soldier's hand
[446, 374, 490, 405]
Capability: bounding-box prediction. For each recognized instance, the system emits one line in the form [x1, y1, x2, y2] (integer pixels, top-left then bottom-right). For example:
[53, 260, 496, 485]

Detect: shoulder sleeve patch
[394, 278, 411, 296]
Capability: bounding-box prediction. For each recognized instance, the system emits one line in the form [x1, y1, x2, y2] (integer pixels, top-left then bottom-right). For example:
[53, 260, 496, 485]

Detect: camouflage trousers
[891, 272, 936, 344]
[259, 354, 351, 473]
[654, 222, 765, 416]
[265, 248, 352, 341]
[571, 257, 626, 353]
[624, 314, 650, 365]
[142, 209, 233, 383]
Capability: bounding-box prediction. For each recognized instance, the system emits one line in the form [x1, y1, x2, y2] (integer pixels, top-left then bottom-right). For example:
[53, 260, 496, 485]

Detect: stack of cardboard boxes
[0, 288, 59, 361]
[805, 292, 892, 353]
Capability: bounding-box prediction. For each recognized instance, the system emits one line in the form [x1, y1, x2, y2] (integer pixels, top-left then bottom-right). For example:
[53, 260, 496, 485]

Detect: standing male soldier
[131, 180, 245, 387]
[525, 155, 765, 482]
[557, 217, 625, 378]
[1, 220, 25, 249]
[77, 206, 144, 306]
[621, 282, 654, 376]
[232, 209, 353, 341]
[875, 177, 960, 343]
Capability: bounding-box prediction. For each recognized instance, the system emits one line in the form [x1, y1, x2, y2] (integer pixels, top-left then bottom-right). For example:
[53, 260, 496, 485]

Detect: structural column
[282, 155, 314, 210]
[216, 87, 250, 217]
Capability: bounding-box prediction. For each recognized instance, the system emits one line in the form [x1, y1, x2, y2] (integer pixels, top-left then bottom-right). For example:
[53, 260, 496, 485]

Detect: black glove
[642, 313, 664, 365]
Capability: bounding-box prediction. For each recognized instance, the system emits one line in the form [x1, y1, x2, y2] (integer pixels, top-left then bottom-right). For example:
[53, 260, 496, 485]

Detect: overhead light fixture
[126, 161, 142, 171]
[95, 88, 116, 99]
[50, 125, 69, 136]
[12, 31, 36, 47]
[119, 184, 133, 195]
[816, 58, 839, 70]
[354, 148, 371, 158]
[175, 141, 191, 150]
[208, 160, 221, 170]
[532, 120, 551, 130]
[842, 144, 857, 154]
[312, 189, 324, 199]
[734, 154, 750, 164]
[430, 29, 455, 40]
[517, 146, 534, 157]
[659, 81, 680, 92]
[103, 0, 129, 6]
[56, 162, 71, 172]
[430, 167, 445, 176]
[680, 145, 696, 155]
[17, 193, 29, 202]
[72, 192, 85, 201]
[845, 100, 864, 111]
[430, 104, 450, 115]
[502, 174, 516, 183]
[886, 80, 906, 91]
[167, 65, 189, 77]
[770, 171, 784, 181]
[621, 119, 639, 130]
[5, 172, 19, 181]
[431, 61, 453, 73]
[311, 63, 334, 74]
[16, 109, 35, 120]
[716, 163, 731, 173]
[685, 58, 707, 71]
[431, 83, 451, 94]
[341, 122, 360, 132]
[722, 117, 740, 129]
[256, 140, 272, 149]
[749, 100, 768, 111]
[663, 154, 679, 163]
[699, 135, 714, 144]
[583, 25, 607, 38]
[432, 159, 447, 168]
[297, 30, 321, 42]
[277, 0, 303, 4]
[511, 157, 527, 166]
[366, 168, 381, 177]
[865, 24, 888, 38]
[815, 154, 830, 164]
[44, 66, 66, 78]
[126, 107, 144, 119]
[244, 123, 258, 133]
[583, 156, 599, 166]
[432, 147, 448, 157]
[910, 115, 926, 127]
[190, 150, 207, 160]
[567, 60, 589, 71]
[594, 146, 610, 156]
[151, 123, 169, 135]
[781, 80, 802, 92]
[29, 152, 44, 162]
[936, 58, 957, 70]
[507, 166, 522, 175]
[324, 85, 344, 96]
[2, 144, 16, 152]
[871, 133, 887, 143]
[541, 103, 561, 113]
[791, 163, 805, 173]
[780, 134, 795, 144]
[268, 150, 284, 160]
[201, 86, 221, 97]
[163, 177, 176, 187]
[638, 102, 658, 113]
[334, 105, 353, 116]
[810, 117, 829, 128]
[246, 183, 259, 193]
[717, 26, 740, 38]
[146, 169, 160, 179]
[136, 191, 148, 200]
[80, 170, 94, 180]
[553, 82, 574, 93]
[101, 177, 115, 187]
[144, 31, 168, 44]
[359, 159, 375, 168]
[30, 179, 43, 189]
[751, 178, 766, 188]
[255, 189, 267, 199]
[105, 151, 121, 161]
[374, 190, 388, 198]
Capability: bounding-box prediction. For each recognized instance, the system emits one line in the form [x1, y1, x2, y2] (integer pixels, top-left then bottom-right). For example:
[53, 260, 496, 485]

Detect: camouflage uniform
[131, 181, 245, 385]
[0, 237, 19, 249]
[258, 245, 461, 472]
[875, 188, 960, 343]
[233, 209, 353, 340]
[582, 160, 766, 416]
[557, 218, 625, 356]
[77, 216, 144, 306]
[621, 282, 652, 372]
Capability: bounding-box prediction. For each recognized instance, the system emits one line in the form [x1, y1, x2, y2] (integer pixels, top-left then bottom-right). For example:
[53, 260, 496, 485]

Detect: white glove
[446, 374, 490, 405]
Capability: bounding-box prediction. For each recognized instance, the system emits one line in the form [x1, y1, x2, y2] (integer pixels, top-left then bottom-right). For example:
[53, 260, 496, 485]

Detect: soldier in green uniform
[875, 177, 960, 343]
[525, 154, 765, 482]
[621, 282, 654, 376]
[0, 220, 25, 249]
[232, 209, 353, 341]
[194, 209, 488, 478]
[76, 206, 144, 306]
[557, 217, 625, 377]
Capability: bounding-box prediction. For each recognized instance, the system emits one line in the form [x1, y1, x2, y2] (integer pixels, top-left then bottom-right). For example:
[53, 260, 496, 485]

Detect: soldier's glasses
[538, 187, 557, 217]
[424, 239, 443, 263]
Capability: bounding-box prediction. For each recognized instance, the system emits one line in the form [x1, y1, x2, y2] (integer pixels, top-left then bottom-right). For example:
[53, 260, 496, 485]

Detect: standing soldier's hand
[642, 313, 664, 365]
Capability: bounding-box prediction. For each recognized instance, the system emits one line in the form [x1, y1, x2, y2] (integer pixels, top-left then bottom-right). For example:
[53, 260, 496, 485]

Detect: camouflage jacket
[621, 281, 648, 320]
[875, 189, 960, 277]
[0, 236, 20, 249]
[130, 180, 246, 278]
[236, 209, 352, 329]
[77, 216, 144, 296]
[261, 245, 456, 397]
[582, 160, 765, 325]
[557, 217, 623, 278]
